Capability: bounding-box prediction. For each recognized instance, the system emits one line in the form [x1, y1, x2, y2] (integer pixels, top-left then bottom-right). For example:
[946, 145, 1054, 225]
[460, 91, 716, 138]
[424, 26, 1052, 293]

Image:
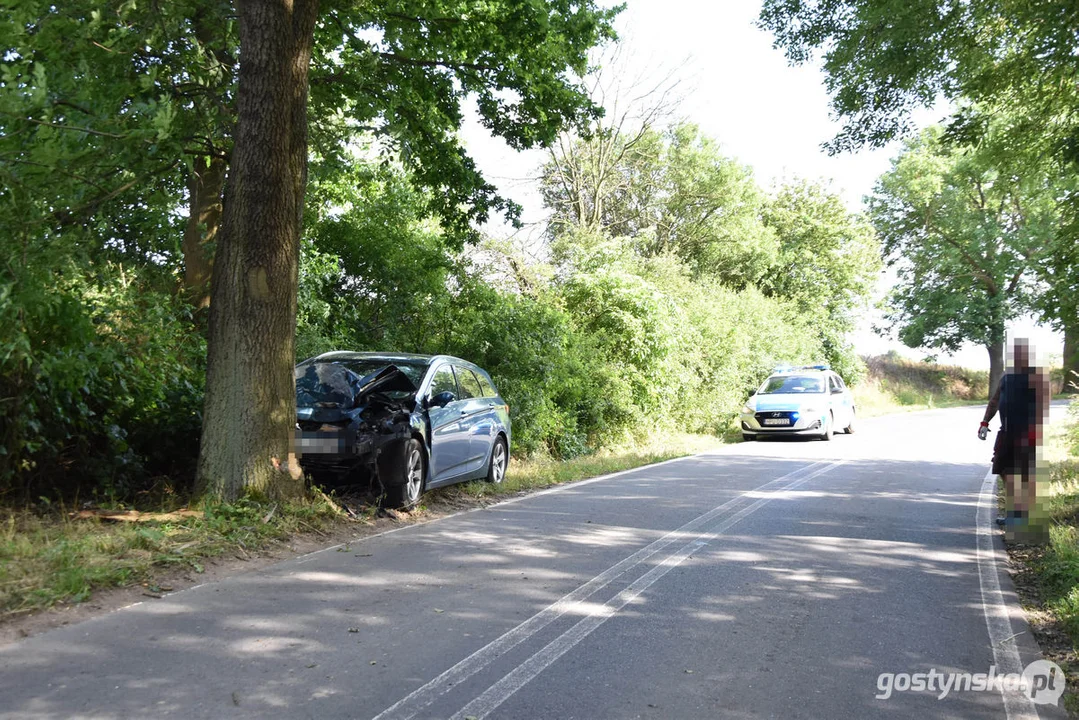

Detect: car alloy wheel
[405, 445, 424, 503]
[487, 438, 507, 484]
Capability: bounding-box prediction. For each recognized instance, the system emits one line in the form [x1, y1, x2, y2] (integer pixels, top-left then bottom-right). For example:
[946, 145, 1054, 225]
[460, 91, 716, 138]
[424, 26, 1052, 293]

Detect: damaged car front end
[293, 356, 427, 495]
[293, 352, 513, 509]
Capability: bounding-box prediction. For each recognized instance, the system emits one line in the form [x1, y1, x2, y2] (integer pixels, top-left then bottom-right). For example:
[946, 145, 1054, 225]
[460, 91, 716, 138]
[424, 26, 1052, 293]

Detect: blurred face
[1012, 340, 1030, 370]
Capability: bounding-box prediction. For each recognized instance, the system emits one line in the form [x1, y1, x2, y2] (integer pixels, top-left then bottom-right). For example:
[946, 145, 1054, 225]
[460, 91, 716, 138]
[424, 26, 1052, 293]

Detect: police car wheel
[820, 413, 833, 441]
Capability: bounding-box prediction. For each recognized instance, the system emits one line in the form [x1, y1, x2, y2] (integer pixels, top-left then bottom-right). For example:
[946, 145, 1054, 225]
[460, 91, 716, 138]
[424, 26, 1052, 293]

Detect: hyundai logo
[771, 412, 783, 418]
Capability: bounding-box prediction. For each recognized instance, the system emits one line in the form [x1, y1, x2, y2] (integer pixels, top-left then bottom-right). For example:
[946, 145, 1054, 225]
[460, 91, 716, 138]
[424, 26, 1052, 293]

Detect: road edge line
[977, 469, 1040, 719]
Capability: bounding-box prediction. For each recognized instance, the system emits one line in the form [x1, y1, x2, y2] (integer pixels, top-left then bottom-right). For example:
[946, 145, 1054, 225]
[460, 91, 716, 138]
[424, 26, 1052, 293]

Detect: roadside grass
[0, 433, 724, 622]
[438, 432, 725, 501]
[0, 492, 346, 620]
[1004, 400, 1079, 714]
[1028, 404, 1079, 626]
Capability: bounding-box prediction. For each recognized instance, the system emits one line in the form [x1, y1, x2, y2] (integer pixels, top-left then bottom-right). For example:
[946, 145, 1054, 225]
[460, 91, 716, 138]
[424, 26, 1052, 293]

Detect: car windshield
[295, 363, 362, 408]
[338, 359, 428, 387]
[758, 375, 825, 394]
[295, 358, 428, 407]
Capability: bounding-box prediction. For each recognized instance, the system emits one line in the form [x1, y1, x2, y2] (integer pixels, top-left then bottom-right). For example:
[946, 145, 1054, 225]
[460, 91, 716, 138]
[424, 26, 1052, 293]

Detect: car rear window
[455, 367, 484, 399]
[477, 373, 498, 398]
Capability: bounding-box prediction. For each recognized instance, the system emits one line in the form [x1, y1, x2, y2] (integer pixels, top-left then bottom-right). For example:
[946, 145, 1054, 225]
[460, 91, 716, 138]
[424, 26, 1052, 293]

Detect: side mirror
[831, 387, 843, 395]
[428, 391, 457, 408]
[748, 389, 756, 396]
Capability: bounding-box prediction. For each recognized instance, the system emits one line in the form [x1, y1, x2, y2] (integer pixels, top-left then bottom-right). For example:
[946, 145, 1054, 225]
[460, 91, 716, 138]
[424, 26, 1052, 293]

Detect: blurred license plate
[295, 435, 345, 454]
[763, 418, 790, 426]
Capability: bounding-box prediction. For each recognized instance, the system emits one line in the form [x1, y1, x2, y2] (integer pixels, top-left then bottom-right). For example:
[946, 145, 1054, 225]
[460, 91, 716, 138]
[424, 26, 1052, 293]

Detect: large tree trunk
[196, 0, 320, 500]
[987, 338, 1005, 399]
[1064, 323, 1079, 394]
[182, 156, 227, 309]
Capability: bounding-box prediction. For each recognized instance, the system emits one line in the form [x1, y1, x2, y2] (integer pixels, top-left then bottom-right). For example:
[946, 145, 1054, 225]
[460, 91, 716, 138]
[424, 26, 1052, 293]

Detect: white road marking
[373, 459, 844, 720]
[449, 539, 711, 720]
[976, 469, 1039, 720]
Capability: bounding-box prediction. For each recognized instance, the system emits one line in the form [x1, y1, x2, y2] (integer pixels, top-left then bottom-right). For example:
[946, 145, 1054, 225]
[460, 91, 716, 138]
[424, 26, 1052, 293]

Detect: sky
[459, 0, 1064, 369]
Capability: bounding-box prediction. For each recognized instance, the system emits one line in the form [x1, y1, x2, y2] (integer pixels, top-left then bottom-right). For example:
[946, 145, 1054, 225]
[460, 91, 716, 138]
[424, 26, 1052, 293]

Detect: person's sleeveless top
[999, 371, 1036, 434]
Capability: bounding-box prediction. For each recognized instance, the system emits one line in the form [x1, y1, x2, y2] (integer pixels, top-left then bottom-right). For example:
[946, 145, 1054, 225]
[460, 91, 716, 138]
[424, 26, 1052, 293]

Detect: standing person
[978, 338, 1050, 537]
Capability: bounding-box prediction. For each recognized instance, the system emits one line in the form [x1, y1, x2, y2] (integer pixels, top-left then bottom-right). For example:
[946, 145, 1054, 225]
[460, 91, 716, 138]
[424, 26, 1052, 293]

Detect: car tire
[485, 436, 508, 483]
[844, 409, 855, 435]
[377, 438, 425, 509]
[820, 413, 833, 441]
[742, 433, 755, 442]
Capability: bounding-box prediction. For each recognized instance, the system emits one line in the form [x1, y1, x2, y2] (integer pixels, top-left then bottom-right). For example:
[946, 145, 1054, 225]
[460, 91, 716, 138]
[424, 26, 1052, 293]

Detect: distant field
[853, 353, 990, 417]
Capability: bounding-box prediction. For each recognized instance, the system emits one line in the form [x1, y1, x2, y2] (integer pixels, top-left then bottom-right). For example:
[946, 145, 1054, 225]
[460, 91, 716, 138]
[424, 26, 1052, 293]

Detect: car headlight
[742, 404, 754, 414]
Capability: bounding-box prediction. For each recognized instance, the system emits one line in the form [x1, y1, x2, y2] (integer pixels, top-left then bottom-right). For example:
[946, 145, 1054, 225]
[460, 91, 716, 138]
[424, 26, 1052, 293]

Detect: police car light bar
[772, 363, 830, 373]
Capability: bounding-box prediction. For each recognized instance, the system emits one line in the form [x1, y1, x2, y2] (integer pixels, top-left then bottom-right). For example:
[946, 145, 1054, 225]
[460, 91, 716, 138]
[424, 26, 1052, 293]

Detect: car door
[425, 364, 472, 485]
[829, 374, 851, 428]
[454, 366, 495, 476]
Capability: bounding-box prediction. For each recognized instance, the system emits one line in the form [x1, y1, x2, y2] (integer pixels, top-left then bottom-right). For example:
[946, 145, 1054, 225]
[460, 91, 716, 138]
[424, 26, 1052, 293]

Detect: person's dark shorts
[993, 431, 1036, 476]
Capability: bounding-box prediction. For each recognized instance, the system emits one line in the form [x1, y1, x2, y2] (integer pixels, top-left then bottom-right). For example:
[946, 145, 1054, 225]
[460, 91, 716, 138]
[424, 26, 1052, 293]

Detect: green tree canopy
[868, 125, 1059, 392]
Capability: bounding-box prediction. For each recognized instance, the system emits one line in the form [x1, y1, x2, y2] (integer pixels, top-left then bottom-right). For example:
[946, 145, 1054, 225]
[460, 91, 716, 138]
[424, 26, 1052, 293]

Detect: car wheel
[820, 413, 833, 441]
[377, 438, 425, 509]
[742, 433, 755, 442]
[485, 436, 508, 484]
[844, 408, 855, 434]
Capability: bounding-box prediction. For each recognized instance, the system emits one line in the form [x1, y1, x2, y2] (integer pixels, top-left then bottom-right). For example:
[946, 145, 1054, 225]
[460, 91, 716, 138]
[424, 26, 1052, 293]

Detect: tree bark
[182, 156, 227, 309]
[196, 0, 320, 500]
[1063, 323, 1079, 394]
[987, 338, 1005, 400]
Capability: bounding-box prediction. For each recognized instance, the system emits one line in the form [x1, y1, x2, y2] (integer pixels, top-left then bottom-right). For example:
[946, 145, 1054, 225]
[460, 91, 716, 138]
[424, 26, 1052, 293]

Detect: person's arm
[979, 378, 1002, 439]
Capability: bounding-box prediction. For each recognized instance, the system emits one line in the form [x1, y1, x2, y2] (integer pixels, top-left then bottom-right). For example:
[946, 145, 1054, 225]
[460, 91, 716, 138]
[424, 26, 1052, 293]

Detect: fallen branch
[70, 509, 203, 523]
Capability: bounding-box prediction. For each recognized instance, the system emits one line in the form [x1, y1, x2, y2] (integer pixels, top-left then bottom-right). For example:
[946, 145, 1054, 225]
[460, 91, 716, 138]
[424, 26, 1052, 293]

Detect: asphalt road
[1, 404, 1072, 719]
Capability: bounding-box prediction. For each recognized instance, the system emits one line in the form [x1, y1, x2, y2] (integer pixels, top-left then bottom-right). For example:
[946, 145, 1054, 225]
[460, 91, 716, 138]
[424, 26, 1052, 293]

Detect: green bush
[0, 260, 204, 502]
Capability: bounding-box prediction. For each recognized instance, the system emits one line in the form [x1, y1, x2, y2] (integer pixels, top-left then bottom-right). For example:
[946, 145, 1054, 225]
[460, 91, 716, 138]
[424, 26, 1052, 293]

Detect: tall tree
[868, 127, 1057, 393]
[542, 122, 777, 287]
[197, 0, 620, 499]
[761, 180, 881, 378]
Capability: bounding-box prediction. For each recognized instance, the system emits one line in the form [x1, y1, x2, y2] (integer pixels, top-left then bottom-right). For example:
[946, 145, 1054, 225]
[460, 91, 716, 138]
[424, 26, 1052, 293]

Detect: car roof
[305, 351, 433, 364]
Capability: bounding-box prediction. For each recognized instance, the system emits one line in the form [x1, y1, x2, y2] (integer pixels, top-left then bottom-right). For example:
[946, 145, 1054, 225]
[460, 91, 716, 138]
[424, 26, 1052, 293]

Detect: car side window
[455, 367, 484, 399]
[429, 365, 458, 399]
[833, 374, 846, 391]
[828, 376, 841, 393]
[478, 374, 498, 398]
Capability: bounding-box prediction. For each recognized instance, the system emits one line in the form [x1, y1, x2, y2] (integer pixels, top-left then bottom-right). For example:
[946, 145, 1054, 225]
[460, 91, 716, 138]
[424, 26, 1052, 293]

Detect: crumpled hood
[752, 393, 826, 411]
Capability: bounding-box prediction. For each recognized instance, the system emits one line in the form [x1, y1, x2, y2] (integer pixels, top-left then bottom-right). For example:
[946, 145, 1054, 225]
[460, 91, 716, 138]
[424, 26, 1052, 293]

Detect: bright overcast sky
[459, 0, 1063, 368]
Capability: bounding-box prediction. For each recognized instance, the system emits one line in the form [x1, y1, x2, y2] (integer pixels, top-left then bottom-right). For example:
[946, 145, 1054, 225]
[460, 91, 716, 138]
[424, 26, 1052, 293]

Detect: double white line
[373, 459, 845, 720]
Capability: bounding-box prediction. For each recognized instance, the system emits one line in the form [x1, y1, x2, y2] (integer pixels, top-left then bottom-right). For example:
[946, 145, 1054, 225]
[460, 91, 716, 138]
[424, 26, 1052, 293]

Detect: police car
[739, 365, 855, 441]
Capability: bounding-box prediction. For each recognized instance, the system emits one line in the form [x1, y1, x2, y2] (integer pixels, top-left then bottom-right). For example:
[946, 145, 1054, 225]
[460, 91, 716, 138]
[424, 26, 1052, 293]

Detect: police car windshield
[758, 375, 825, 394]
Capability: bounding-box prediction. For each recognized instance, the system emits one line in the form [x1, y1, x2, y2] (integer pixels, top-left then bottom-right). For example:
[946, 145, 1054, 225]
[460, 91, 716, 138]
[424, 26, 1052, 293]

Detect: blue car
[293, 352, 511, 508]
